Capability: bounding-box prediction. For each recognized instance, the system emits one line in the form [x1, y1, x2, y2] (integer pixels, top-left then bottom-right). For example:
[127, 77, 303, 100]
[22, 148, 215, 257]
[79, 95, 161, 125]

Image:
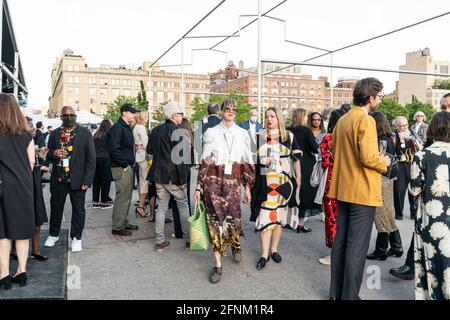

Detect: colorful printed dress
[409, 141, 450, 300]
[251, 130, 302, 231]
[197, 122, 255, 256]
[320, 133, 337, 248]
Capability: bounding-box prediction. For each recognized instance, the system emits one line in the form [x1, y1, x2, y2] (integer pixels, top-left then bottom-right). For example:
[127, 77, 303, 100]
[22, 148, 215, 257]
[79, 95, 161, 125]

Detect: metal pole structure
[330, 53, 333, 108]
[0, 0, 3, 92]
[14, 51, 19, 98]
[181, 38, 185, 112]
[257, 0, 262, 122]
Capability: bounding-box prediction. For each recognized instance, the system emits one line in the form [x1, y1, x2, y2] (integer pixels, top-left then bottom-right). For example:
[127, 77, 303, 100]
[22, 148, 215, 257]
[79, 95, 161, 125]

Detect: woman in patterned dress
[251, 107, 302, 270]
[409, 111, 450, 300]
[318, 109, 345, 266]
[194, 99, 255, 284]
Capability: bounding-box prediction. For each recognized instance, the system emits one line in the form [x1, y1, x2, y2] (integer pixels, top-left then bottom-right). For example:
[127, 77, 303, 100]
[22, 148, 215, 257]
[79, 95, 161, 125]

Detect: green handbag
[188, 201, 210, 251]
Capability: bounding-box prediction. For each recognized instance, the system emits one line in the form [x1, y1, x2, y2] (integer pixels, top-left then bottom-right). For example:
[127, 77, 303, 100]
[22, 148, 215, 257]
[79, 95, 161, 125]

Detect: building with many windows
[49, 50, 210, 117]
[398, 48, 450, 110]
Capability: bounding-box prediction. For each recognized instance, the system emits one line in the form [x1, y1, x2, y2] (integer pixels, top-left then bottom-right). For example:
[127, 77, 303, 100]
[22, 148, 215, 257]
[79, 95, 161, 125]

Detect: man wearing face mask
[240, 109, 263, 152]
[44, 106, 96, 253]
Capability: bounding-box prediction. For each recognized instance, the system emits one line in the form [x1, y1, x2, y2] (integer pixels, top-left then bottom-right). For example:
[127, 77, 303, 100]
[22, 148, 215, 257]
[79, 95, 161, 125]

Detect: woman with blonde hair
[411, 111, 428, 144]
[0, 93, 36, 289]
[133, 112, 150, 218]
[288, 108, 320, 232]
[251, 107, 302, 269]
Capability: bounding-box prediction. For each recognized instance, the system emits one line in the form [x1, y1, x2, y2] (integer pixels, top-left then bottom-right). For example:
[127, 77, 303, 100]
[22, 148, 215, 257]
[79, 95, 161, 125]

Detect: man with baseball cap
[107, 103, 139, 236]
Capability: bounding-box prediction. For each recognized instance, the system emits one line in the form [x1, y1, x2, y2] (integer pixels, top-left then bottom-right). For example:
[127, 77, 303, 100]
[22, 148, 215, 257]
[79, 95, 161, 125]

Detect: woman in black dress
[0, 93, 36, 289]
[288, 108, 320, 232]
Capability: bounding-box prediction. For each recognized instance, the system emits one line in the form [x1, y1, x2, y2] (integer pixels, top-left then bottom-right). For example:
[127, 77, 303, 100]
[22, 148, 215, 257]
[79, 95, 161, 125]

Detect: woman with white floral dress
[409, 111, 450, 300]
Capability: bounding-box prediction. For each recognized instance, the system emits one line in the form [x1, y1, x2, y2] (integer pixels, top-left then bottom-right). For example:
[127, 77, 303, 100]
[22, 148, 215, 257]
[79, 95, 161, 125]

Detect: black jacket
[94, 134, 110, 159]
[47, 124, 96, 189]
[34, 129, 46, 148]
[201, 115, 221, 134]
[107, 118, 135, 168]
[147, 120, 187, 185]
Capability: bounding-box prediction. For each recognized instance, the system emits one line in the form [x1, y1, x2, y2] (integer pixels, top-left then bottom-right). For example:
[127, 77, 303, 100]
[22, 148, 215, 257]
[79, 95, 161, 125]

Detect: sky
[7, 0, 450, 108]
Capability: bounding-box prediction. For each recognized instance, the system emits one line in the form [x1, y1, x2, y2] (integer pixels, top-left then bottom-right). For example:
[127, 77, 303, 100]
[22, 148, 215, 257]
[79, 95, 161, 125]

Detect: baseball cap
[120, 103, 138, 114]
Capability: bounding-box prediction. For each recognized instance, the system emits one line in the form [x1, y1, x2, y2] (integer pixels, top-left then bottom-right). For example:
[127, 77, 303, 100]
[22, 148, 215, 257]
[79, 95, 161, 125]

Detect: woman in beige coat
[133, 112, 149, 217]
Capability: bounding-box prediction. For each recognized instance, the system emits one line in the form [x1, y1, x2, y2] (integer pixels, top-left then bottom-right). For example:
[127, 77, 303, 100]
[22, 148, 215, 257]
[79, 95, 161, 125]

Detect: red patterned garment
[321, 133, 338, 248]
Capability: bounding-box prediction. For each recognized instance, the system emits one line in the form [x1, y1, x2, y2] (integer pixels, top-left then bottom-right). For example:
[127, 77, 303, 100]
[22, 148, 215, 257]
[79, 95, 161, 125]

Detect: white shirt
[202, 121, 253, 165]
[249, 121, 256, 143]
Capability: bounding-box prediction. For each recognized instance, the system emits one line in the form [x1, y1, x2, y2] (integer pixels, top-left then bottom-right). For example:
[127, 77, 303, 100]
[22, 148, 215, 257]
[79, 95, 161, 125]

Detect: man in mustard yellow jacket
[328, 78, 390, 300]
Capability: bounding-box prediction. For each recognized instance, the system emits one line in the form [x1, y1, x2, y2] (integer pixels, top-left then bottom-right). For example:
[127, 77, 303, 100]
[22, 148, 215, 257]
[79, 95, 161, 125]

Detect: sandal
[135, 206, 148, 218]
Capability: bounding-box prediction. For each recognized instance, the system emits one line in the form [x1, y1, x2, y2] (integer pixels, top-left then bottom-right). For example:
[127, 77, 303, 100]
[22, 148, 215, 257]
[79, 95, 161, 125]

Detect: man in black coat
[34, 121, 46, 148]
[44, 106, 96, 253]
[107, 104, 138, 236]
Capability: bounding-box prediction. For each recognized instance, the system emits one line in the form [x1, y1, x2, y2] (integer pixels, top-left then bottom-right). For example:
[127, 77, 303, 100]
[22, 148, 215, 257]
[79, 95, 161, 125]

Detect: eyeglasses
[398, 124, 408, 128]
[223, 107, 238, 114]
[416, 115, 424, 117]
[174, 113, 184, 117]
[61, 114, 77, 119]
[377, 94, 385, 99]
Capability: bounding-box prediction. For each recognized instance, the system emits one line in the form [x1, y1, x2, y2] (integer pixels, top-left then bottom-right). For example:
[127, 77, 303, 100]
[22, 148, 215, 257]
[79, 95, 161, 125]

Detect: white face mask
[250, 116, 258, 123]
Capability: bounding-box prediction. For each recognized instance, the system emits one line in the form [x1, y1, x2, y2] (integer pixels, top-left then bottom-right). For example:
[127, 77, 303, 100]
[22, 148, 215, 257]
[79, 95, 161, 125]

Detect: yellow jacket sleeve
[357, 116, 387, 173]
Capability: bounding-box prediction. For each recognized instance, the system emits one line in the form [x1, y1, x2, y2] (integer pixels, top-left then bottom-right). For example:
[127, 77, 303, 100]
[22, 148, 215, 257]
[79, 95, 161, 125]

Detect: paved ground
[40, 169, 414, 300]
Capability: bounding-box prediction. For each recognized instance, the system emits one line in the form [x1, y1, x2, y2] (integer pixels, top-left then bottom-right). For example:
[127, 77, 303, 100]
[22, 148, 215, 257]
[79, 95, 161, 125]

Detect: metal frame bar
[261, 59, 450, 77]
[1, 62, 28, 93]
[265, 11, 450, 76]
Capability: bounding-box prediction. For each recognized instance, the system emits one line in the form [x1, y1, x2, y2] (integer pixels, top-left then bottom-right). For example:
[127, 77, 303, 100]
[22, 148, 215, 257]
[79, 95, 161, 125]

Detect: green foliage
[377, 98, 409, 125]
[404, 100, 435, 125]
[190, 90, 254, 127]
[104, 82, 149, 123]
[433, 79, 450, 90]
[151, 101, 167, 127]
[104, 96, 138, 123]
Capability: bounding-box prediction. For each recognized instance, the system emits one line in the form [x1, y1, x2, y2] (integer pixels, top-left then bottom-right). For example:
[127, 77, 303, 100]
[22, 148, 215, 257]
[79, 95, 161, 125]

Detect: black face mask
[62, 116, 77, 128]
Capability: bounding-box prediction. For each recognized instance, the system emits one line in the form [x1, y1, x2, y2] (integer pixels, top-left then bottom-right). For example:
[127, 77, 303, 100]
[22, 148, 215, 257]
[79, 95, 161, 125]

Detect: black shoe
[410, 215, 416, 220]
[231, 248, 242, 263]
[387, 248, 404, 258]
[297, 226, 312, 233]
[0, 275, 12, 290]
[209, 267, 222, 284]
[389, 265, 414, 280]
[271, 252, 282, 263]
[10, 253, 18, 260]
[256, 255, 270, 270]
[112, 229, 132, 236]
[12, 272, 27, 287]
[165, 218, 173, 224]
[185, 242, 190, 249]
[329, 297, 340, 300]
[31, 253, 49, 261]
[395, 215, 403, 221]
[125, 224, 139, 231]
[367, 250, 387, 261]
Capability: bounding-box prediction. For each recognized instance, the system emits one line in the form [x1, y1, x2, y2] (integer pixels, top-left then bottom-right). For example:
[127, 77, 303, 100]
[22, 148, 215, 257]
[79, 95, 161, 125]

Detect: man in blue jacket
[107, 104, 138, 236]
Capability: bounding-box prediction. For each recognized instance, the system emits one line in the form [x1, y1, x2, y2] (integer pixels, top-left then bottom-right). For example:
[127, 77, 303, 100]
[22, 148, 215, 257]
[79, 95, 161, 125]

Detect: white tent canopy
[75, 110, 103, 125]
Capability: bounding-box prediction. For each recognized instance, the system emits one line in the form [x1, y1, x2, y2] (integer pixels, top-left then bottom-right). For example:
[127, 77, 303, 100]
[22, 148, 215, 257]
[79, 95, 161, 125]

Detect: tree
[137, 80, 149, 111]
[104, 96, 138, 123]
[151, 101, 167, 126]
[433, 79, 450, 90]
[190, 90, 254, 126]
[404, 100, 435, 125]
[377, 98, 409, 125]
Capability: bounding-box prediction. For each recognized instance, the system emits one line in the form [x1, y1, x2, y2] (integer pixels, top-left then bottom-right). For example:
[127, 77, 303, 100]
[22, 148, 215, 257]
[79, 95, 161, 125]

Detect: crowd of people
[0, 83, 449, 300]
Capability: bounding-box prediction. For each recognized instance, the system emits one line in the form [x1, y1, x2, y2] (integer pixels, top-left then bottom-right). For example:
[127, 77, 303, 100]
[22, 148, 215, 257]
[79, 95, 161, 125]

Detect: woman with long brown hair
[251, 107, 302, 270]
[288, 108, 320, 232]
[0, 93, 36, 289]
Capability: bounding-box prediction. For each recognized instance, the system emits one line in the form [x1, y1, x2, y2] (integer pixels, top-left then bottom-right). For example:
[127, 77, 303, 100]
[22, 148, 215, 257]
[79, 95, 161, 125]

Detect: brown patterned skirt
[375, 178, 398, 233]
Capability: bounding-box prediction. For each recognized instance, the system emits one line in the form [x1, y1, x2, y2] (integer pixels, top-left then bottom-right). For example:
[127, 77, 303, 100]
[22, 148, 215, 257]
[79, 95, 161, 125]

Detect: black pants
[92, 157, 112, 203]
[394, 162, 417, 217]
[405, 233, 415, 269]
[50, 182, 87, 240]
[330, 201, 375, 300]
[169, 169, 192, 238]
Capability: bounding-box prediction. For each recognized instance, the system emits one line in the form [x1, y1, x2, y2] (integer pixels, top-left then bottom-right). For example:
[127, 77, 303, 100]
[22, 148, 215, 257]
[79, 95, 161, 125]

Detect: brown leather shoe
[154, 241, 170, 252]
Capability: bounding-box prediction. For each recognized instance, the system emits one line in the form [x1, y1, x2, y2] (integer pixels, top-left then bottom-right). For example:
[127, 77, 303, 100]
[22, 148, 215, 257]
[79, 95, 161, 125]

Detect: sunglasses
[223, 107, 238, 114]
[61, 114, 77, 119]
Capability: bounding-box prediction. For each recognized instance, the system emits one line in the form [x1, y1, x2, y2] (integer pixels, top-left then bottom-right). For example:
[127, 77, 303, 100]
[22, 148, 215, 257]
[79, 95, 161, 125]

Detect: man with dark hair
[34, 121, 46, 148]
[328, 77, 390, 300]
[107, 103, 139, 236]
[440, 93, 450, 112]
[44, 106, 96, 252]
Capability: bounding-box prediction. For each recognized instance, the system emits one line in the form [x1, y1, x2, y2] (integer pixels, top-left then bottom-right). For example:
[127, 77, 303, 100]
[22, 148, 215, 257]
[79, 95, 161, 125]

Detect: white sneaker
[44, 236, 59, 247]
[318, 255, 331, 266]
[71, 238, 82, 253]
